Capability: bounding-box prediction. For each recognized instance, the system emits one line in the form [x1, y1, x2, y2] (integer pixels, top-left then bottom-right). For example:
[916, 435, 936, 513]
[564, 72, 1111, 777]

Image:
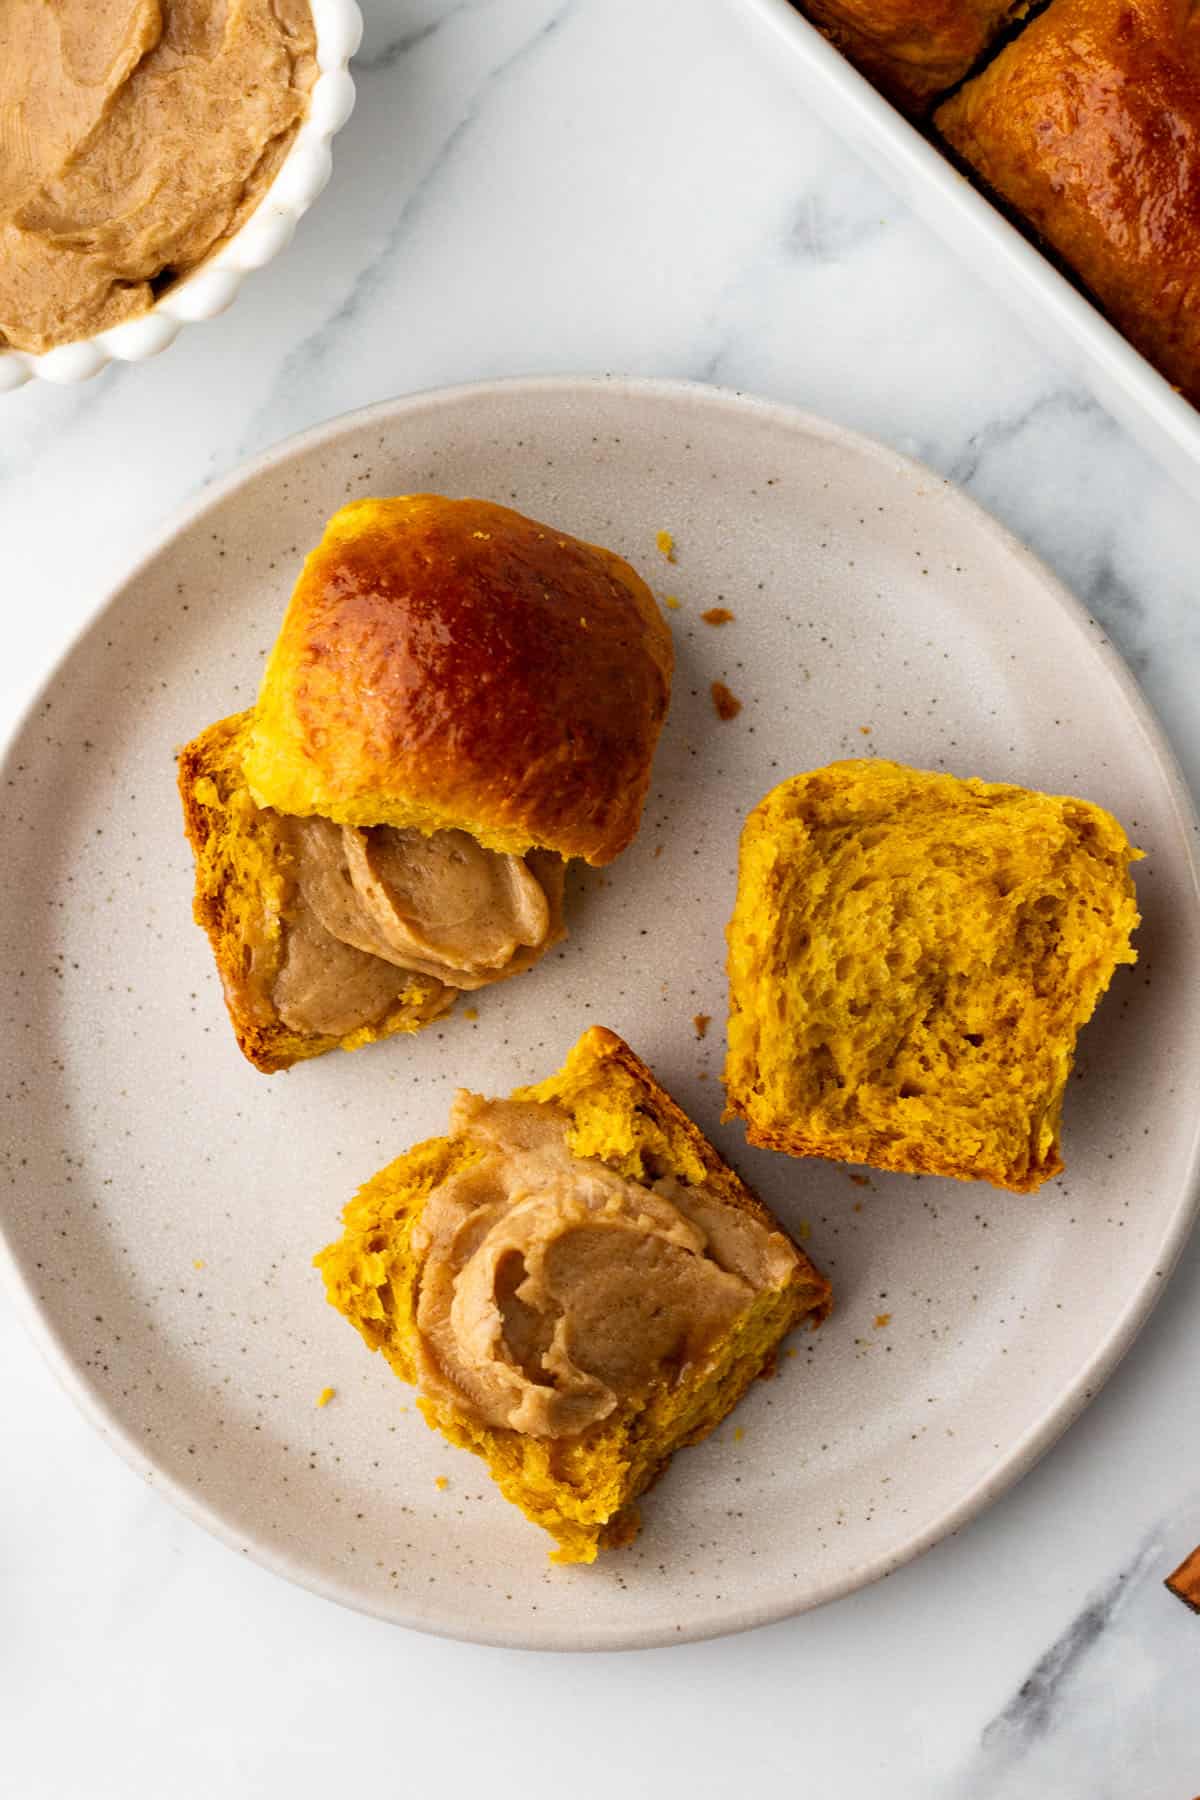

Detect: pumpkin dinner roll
[936, 0, 1200, 404]
[316, 1027, 831, 1564]
[724, 760, 1140, 1194]
[800, 0, 1029, 113]
[179, 497, 673, 1072]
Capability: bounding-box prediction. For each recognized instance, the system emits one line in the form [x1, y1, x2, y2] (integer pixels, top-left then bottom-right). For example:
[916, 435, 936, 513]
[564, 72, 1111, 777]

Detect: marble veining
[961, 1506, 1200, 1796]
[245, 0, 573, 444]
[981, 1537, 1162, 1754]
[1, 1, 1198, 1795]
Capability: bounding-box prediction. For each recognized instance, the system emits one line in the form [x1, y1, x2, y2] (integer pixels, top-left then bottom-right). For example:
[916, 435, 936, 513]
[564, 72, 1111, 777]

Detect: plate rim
[3, 373, 1199, 1651]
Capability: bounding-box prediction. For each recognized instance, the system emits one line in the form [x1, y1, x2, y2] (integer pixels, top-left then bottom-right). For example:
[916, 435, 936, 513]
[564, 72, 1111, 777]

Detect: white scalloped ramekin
[0, 0, 362, 393]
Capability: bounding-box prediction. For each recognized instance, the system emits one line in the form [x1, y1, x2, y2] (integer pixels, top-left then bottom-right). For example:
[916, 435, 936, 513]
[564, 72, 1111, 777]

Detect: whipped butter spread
[0, 0, 316, 354]
[270, 818, 565, 1037]
[410, 1096, 800, 1439]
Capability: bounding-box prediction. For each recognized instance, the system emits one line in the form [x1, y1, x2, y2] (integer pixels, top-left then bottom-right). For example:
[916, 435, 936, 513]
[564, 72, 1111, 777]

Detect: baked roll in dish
[936, 0, 1200, 403]
[724, 760, 1140, 1194]
[799, 0, 1025, 112]
[316, 1027, 831, 1564]
[179, 497, 672, 1072]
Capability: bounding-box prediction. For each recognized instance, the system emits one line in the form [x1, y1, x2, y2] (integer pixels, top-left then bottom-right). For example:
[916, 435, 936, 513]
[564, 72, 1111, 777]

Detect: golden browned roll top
[244, 494, 675, 866]
[799, 0, 1023, 112]
[937, 0, 1200, 405]
[797, 0, 1200, 404]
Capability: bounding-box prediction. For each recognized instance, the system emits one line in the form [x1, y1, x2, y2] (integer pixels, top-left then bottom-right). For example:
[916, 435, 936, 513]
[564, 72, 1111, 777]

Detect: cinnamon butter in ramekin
[0, 0, 361, 388]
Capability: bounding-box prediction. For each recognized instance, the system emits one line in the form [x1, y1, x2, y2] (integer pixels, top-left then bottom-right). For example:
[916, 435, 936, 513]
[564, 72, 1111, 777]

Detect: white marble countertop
[3, 2, 1199, 1793]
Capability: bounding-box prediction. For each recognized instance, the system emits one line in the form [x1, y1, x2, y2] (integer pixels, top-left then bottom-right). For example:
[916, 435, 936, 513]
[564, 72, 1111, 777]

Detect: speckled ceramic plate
[3, 378, 1199, 1651]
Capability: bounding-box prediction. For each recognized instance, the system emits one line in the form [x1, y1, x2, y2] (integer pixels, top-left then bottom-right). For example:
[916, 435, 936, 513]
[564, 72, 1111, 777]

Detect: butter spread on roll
[271, 819, 565, 1036]
[269, 893, 425, 1041]
[0, 0, 316, 355]
[315, 1025, 831, 1563]
[411, 1094, 799, 1438]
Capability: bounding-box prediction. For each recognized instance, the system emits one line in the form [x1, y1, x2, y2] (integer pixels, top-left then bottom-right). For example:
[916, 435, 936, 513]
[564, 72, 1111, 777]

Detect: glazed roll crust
[937, 0, 1200, 402]
[801, 0, 1023, 110]
[244, 495, 674, 866]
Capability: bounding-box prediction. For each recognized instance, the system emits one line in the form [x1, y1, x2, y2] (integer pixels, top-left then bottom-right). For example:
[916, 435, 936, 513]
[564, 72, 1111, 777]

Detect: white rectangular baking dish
[736, 0, 1200, 500]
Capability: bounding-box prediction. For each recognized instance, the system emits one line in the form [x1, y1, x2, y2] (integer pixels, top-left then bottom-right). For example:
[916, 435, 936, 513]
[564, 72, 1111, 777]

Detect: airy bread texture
[316, 1027, 831, 1563]
[936, 0, 1200, 403]
[178, 711, 452, 1073]
[725, 760, 1140, 1193]
[801, 0, 1025, 111]
[244, 495, 674, 865]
